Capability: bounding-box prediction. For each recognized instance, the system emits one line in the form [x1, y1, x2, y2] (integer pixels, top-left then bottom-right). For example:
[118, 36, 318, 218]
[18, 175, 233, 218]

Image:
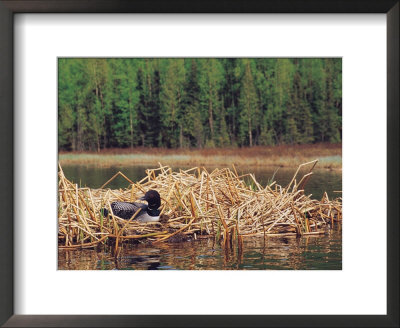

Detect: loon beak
[139, 195, 146, 201]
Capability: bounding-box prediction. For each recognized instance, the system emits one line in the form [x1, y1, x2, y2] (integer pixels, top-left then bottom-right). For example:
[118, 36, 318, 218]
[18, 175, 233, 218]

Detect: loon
[102, 190, 161, 222]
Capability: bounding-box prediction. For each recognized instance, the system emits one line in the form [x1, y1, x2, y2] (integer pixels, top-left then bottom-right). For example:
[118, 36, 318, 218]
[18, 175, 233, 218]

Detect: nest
[58, 160, 342, 251]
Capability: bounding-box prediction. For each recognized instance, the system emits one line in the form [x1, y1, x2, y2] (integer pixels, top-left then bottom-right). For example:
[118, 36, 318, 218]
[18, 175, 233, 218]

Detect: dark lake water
[58, 228, 342, 270]
[59, 164, 342, 270]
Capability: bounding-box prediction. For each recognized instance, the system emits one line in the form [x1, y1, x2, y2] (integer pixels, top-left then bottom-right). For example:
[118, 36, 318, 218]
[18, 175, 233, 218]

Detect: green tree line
[58, 58, 341, 151]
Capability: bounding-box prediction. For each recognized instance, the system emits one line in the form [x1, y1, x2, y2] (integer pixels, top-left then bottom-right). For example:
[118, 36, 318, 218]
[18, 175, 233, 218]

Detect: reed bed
[58, 160, 342, 252]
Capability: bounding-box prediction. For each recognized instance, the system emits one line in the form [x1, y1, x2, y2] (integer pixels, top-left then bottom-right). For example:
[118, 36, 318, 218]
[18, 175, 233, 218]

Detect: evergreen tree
[107, 59, 137, 147]
[58, 58, 342, 151]
[58, 59, 76, 150]
[135, 65, 149, 146]
[200, 59, 224, 147]
[238, 59, 259, 146]
[217, 99, 230, 146]
[147, 65, 162, 147]
[286, 68, 313, 144]
[324, 59, 341, 142]
[221, 58, 241, 146]
[273, 59, 293, 143]
[160, 59, 185, 148]
[310, 59, 328, 142]
[181, 59, 202, 148]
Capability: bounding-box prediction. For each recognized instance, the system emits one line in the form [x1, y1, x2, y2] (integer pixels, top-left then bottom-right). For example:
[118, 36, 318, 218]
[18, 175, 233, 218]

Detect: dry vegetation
[58, 160, 342, 255]
[59, 143, 342, 169]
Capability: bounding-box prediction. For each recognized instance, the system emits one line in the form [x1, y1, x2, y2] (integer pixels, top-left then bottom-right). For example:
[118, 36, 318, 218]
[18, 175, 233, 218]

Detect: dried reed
[58, 160, 342, 251]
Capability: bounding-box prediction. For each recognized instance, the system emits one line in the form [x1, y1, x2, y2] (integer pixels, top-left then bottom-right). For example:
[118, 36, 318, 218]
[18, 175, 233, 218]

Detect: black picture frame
[0, 1, 398, 327]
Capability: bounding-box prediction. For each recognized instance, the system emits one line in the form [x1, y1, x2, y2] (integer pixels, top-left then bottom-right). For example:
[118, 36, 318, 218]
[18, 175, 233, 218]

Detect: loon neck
[146, 207, 160, 217]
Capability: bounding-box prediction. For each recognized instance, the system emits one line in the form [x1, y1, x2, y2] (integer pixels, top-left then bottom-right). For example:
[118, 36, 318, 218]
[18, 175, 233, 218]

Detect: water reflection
[58, 228, 341, 270]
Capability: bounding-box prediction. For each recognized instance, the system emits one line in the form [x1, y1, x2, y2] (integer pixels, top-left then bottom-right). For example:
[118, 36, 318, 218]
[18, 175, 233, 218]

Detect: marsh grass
[58, 160, 342, 256]
[59, 143, 342, 169]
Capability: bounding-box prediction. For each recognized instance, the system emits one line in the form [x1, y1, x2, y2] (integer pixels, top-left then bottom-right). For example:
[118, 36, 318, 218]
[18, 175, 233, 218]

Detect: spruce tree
[238, 59, 258, 146]
[160, 59, 185, 148]
[181, 59, 202, 148]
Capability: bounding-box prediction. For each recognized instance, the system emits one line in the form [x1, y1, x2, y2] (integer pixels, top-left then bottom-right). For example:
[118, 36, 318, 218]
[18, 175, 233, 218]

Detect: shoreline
[59, 144, 342, 170]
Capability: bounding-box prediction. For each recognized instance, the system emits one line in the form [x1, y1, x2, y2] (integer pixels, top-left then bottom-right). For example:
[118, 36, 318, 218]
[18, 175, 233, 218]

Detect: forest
[58, 58, 342, 151]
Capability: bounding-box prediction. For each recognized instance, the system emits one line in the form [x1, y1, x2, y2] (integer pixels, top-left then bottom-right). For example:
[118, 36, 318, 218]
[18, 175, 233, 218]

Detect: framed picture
[0, 0, 398, 327]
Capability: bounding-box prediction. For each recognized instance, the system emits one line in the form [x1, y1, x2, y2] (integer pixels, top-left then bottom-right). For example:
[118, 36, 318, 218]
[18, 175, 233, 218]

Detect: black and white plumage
[102, 190, 161, 223]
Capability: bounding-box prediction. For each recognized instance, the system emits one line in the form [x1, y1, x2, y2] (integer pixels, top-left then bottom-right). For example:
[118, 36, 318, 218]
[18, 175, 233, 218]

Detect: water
[58, 228, 341, 270]
[59, 164, 342, 270]
[62, 164, 341, 200]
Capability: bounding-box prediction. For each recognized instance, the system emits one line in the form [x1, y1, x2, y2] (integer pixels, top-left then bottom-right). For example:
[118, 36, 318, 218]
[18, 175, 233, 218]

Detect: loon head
[140, 190, 161, 210]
